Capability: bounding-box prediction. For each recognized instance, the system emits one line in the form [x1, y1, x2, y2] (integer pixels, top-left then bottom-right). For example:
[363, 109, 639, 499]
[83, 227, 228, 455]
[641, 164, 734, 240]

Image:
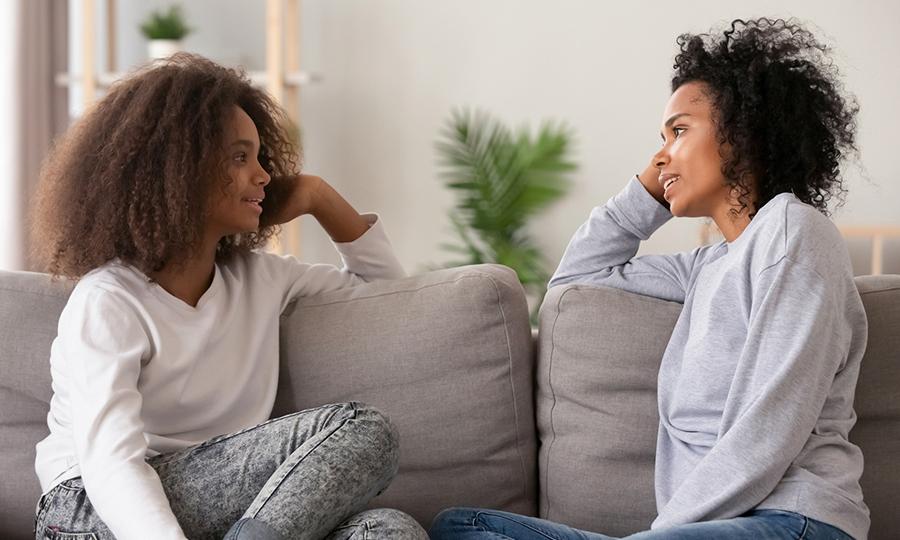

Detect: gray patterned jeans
[33, 402, 427, 540]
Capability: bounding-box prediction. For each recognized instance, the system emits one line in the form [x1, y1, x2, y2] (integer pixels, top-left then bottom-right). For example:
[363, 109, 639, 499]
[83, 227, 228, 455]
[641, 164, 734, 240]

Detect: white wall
[0, 1, 22, 271]
[74, 0, 900, 273]
[295, 0, 900, 272]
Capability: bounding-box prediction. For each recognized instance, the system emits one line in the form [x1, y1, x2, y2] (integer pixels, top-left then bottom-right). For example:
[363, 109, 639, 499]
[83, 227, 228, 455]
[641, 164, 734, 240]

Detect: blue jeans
[34, 402, 427, 540]
[429, 507, 855, 540]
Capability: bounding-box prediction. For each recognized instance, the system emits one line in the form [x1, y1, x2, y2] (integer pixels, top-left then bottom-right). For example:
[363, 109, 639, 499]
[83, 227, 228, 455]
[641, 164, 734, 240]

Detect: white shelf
[56, 70, 321, 89]
[68, 0, 306, 257]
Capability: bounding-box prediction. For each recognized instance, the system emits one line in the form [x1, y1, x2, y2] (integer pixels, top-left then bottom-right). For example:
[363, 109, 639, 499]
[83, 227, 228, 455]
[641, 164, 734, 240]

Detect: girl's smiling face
[207, 106, 272, 238]
[652, 81, 744, 220]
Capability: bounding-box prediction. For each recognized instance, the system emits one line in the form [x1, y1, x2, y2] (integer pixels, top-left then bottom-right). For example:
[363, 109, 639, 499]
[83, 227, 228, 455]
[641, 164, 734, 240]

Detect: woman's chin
[667, 198, 698, 218]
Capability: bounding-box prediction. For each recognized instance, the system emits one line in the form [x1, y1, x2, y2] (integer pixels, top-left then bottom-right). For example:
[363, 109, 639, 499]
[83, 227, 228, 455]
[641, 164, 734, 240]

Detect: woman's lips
[663, 177, 679, 201]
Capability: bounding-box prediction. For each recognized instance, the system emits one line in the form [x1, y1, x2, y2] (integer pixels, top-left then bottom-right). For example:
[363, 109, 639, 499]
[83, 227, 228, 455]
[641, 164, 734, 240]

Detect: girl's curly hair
[671, 17, 859, 217]
[31, 53, 300, 278]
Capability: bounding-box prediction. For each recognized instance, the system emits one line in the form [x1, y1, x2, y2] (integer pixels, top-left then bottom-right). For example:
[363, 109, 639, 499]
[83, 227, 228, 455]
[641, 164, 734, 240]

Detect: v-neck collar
[142, 264, 223, 314]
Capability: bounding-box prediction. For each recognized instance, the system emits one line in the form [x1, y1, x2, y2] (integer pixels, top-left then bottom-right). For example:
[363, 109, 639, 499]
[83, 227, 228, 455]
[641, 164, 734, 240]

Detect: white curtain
[0, 0, 68, 271]
[0, 1, 22, 271]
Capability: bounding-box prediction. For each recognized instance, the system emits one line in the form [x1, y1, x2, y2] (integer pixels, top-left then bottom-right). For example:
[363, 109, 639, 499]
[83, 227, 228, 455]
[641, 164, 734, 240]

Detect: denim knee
[340, 508, 428, 539]
[429, 507, 480, 537]
[347, 402, 400, 476]
[223, 517, 284, 540]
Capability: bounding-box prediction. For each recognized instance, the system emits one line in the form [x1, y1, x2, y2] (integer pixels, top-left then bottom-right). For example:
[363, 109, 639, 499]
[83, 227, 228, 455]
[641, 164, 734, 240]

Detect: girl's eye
[234, 152, 247, 163]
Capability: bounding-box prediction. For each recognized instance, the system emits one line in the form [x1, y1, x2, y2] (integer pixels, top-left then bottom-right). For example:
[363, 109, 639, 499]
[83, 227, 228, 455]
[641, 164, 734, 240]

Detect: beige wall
[72, 0, 900, 273]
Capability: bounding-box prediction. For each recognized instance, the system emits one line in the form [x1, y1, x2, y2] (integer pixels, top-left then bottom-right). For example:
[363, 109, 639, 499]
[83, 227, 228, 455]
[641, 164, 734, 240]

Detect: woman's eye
[660, 127, 686, 146]
[234, 153, 247, 163]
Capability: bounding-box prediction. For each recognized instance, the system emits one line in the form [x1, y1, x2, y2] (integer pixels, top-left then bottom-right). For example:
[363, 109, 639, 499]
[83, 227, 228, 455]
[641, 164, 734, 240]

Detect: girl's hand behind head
[288, 174, 324, 217]
[259, 174, 324, 227]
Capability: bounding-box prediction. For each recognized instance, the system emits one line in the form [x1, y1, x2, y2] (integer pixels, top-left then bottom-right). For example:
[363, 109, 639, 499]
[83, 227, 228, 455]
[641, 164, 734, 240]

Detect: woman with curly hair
[431, 17, 867, 540]
[31, 53, 427, 540]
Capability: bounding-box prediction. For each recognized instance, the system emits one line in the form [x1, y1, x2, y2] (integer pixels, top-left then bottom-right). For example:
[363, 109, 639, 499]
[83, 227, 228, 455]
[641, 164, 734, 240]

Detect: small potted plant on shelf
[140, 5, 192, 60]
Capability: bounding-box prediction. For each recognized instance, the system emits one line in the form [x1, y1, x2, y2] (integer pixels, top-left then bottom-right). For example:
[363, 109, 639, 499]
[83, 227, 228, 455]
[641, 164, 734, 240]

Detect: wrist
[303, 175, 327, 216]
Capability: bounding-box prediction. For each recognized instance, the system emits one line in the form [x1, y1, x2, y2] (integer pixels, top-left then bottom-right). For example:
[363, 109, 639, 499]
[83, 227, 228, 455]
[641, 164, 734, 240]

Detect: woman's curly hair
[671, 17, 859, 217]
[31, 53, 300, 279]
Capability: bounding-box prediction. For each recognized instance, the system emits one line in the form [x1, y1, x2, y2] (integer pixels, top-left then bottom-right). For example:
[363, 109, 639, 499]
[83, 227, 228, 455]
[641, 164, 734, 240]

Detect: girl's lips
[243, 200, 263, 213]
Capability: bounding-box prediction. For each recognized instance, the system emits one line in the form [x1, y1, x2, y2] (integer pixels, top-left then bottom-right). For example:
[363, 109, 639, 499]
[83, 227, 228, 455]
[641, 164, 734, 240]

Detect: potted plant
[436, 109, 575, 321]
[140, 5, 192, 60]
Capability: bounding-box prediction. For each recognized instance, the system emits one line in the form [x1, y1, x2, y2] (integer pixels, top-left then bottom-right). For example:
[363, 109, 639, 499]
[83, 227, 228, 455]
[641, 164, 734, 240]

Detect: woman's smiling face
[652, 81, 737, 219]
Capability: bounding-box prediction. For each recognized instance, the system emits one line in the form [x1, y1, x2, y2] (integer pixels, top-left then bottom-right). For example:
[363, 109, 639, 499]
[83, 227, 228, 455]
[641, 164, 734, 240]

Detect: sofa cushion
[0, 264, 536, 538]
[0, 271, 73, 538]
[536, 283, 679, 536]
[850, 275, 900, 540]
[537, 275, 900, 540]
[272, 264, 537, 525]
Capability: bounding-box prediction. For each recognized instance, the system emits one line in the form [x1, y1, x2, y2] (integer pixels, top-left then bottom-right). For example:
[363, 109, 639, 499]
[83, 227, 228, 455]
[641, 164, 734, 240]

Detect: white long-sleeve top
[551, 178, 869, 540]
[34, 214, 405, 540]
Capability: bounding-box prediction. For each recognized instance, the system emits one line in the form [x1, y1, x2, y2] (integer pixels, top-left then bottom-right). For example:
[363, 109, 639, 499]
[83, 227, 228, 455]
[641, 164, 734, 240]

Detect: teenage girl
[31, 53, 427, 540]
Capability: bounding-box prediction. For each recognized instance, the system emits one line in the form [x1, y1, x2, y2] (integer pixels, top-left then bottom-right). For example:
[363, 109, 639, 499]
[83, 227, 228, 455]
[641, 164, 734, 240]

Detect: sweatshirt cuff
[333, 212, 383, 250]
[333, 213, 406, 279]
[612, 175, 673, 240]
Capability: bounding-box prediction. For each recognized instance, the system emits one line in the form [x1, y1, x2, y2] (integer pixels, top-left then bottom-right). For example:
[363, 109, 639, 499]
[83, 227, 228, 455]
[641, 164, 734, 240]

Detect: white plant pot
[147, 40, 183, 61]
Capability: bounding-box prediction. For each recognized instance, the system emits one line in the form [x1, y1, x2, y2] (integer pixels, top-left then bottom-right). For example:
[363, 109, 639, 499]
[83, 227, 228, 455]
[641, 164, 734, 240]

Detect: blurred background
[2, 0, 898, 288]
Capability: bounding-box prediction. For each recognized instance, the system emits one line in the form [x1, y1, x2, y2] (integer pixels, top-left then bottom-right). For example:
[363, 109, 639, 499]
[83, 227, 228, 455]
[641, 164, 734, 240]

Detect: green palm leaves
[436, 109, 575, 318]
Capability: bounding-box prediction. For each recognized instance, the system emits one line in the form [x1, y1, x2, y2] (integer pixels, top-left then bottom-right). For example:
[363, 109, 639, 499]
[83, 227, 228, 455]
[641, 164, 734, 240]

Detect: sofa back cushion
[536, 275, 900, 540]
[272, 264, 537, 524]
[0, 264, 536, 538]
[849, 275, 900, 540]
[0, 271, 72, 538]
[536, 284, 678, 536]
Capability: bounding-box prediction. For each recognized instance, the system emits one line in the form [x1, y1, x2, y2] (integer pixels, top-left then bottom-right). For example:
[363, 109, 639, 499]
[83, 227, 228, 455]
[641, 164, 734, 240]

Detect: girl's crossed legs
[34, 402, 427, 539]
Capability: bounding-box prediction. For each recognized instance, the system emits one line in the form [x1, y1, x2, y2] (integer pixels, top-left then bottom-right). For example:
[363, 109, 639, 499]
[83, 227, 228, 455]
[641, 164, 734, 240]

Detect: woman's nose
[653, 147, 669, 169]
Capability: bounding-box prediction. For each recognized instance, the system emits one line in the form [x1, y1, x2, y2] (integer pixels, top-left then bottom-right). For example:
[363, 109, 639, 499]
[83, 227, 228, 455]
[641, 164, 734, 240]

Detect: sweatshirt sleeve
[549, 176, 705, 303]
[652, 256, 858, 529]
[61, 286, 188, 540]
[277, 213, 406, 309]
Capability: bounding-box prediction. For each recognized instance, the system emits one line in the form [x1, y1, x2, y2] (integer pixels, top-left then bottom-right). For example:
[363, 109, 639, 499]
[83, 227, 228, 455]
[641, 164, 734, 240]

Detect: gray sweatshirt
[550, 176, 869, 540]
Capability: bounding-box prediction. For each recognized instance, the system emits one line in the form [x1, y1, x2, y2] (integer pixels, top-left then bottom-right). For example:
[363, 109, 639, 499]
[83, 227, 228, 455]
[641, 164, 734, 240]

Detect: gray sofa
[1, 264, 897, 539]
